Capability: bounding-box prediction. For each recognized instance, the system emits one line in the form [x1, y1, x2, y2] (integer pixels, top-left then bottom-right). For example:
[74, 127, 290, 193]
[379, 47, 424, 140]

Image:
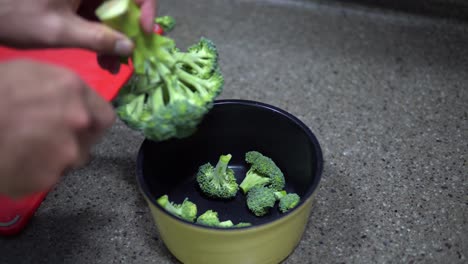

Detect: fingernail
[114, 39, 133, 56]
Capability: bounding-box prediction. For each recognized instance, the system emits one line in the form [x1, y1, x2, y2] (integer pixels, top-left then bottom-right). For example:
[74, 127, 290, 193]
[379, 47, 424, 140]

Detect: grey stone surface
[312, 0, 468, 22]
[1, 0, 467, 263]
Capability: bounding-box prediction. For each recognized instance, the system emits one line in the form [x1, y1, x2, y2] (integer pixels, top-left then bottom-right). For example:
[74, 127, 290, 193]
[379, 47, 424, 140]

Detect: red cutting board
[0, 48, 133, 236]
[0, 48, 133, 101]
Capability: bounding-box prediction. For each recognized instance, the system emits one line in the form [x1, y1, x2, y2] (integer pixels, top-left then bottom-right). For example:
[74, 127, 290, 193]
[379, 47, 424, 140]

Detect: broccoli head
[155, 15, 176, 32]
[218, 220, 234, 228]
[196, 210, 221, 227]
[278, 193, 301, 213]
[246, 186, 284, 217]
[239, 151, 286, 194]
[196, 154, 239, 199]
[196, 210, 250, 228]
[156, 195, 197, 222]
[96, 0, 224, 142]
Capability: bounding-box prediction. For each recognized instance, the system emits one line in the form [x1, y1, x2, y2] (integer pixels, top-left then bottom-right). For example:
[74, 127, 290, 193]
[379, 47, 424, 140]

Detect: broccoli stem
[127, 94, 145, 117]
[177, 82, 197, 99]
[214, 154, 232, 181]
[155, 62, 181, 104]
[174, 53, 204, 74]
[239, 169, 270, 194]
[96, 0, 178, 74]
[150, 86, 164, 111]
[208, 154, 233, 189]
[173, 53, 214, 77]
[274, 190, 287, 200]
[96, 0, 149, 73]
[164, 202, 183, 216]
[152, 36, 177, 66]
[95, 0, 138, 35]
[175, 68, 210, 97]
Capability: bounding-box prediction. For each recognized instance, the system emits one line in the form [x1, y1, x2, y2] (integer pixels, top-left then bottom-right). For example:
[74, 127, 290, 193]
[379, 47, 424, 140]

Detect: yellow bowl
[136, 100, 323, 264]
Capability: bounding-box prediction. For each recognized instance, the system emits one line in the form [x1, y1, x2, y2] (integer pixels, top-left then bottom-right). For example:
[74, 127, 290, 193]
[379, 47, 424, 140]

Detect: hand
[0, 0, 157, 73]
[0, 59, 115, 199]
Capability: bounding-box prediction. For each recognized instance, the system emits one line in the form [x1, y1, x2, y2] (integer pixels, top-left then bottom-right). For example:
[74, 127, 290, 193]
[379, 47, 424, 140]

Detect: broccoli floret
[196, 154, 239, 199]
[239, 151, 286, 194]
[196, 210, 249, 228]
[278, 193, 300, 213]
[196, 210, 220, 227]
[156, 195, 197, 222]
[246, 186, 285, 217]
[175, 39, 219, 79]
[235, 222, 252, 227]
[155, 15, 175, 32]
[274, 190, 287, 200]
[96, 0, 224, 142]
[218, 220, 234, 228]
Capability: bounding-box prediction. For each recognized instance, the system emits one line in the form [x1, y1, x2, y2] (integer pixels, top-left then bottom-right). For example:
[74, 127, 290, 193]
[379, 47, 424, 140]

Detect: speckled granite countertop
[1, 0, 466, 263]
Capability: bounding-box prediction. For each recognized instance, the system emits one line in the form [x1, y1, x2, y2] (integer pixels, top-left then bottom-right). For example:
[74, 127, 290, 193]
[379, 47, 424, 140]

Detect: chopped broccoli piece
[196, 210, 249, 228]
[246, 186, 297, 216]
[218, 220, 234, 228]
[196, 210, 220, 227]
[239, 151, 286, 194]
[96, 0, 224, 142]
[279, 193, 300, 213]
[274, 190, 287, 200]
[155, 15, 175, 32]
[156, 195, 197, 222]
[196, 154, 239, 199]
[235, 222, 252, 227]
[246, 186, 279, 217]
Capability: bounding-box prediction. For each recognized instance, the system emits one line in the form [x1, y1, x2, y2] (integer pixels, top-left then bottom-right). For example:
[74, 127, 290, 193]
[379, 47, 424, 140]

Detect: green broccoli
[234, 222, 252, 228]
[273, 190, 287, 200]
[155, 15, 176, 32]
[196, 210, 250, 228]
[239, 151, 286, 194]
[278, 193, 301, 213]
[96, 0, 224, 142]
[218, 220, 234, 227]
[196, 210, 223, 226]
[196, 154, 239, 199]
[156, 195, 197, 222]
[246, 186, 285, 217]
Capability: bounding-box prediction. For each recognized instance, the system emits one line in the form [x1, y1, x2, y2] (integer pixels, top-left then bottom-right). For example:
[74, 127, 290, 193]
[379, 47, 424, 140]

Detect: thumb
[60, 16, 134, 56]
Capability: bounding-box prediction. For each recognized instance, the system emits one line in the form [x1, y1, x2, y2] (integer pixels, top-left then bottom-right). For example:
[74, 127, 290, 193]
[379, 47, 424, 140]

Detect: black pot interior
[137, 100, 323, 227]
